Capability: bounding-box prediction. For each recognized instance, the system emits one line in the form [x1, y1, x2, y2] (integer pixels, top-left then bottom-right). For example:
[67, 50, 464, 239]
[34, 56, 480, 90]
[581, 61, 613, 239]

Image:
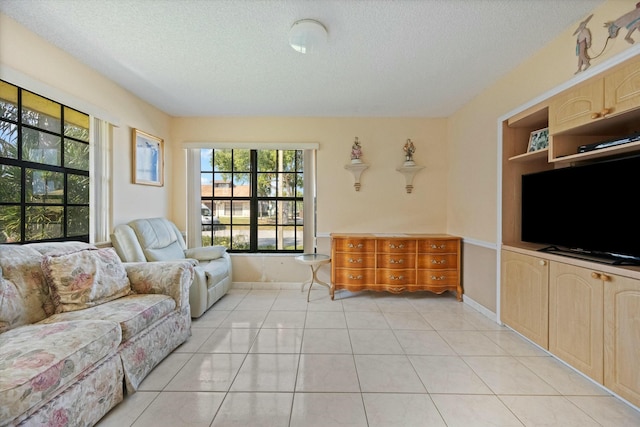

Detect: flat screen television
[521, 154, 640, 265]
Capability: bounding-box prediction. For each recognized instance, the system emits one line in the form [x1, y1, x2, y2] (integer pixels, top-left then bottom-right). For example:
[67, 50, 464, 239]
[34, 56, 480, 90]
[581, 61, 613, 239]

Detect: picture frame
[132, 129, 164, 186]
[527, 127, 549, 152]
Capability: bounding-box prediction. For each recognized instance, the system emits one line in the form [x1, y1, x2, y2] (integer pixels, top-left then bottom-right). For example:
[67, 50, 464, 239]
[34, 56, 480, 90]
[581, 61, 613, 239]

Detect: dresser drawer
[418, 239, 459, 253]
[334, 268, 375, 285]
[376, 269, 416, 285]
[333, 238, 376, 253]
[417, 254, 458, 270]
[377, 239, 416, 253]
[377, 253, 416, 269]
[417, 270, 459, 285]
[334, 253, 375, 268]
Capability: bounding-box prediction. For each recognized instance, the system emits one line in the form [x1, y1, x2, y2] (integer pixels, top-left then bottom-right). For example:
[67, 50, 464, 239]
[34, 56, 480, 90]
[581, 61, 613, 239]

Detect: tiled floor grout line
[97, 288, 640, 426]
[212, 291, 275, 426]
[289, 291, 309, 427]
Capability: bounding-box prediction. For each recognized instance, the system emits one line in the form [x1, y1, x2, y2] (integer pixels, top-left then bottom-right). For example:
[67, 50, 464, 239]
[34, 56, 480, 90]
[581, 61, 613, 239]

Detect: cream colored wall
[170, 117, 447, 231]
[462, 243, 497, 311]
[171, 116, 448, 283]
[447, 0, 639, 311]
[0, 13, 173, 232]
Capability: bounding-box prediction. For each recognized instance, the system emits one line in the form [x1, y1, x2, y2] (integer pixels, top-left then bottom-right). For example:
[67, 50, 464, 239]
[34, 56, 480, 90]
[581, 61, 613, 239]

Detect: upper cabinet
[604, 55, 640, 118]
[549, 55, 640, 135]
[548, 78, 604, 134]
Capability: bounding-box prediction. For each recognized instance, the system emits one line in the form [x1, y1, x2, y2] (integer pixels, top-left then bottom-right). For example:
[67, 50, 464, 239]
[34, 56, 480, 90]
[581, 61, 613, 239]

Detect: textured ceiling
[1, 0, 603, 117]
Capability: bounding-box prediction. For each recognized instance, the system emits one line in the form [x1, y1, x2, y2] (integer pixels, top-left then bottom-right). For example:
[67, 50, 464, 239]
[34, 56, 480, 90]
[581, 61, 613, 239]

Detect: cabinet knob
[348, 258, 363, 263]
[592, 108, 612, 120]
[591, 272, 601, 280]
[390, 259, 404, 264]
[600, 273, 611, 282]
[538, 260, 547, 266]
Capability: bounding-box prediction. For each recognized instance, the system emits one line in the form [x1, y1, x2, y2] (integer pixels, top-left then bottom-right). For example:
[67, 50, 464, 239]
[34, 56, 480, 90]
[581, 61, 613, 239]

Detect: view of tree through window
[0, 80, 90, 243]
[201, 148, 304, 252]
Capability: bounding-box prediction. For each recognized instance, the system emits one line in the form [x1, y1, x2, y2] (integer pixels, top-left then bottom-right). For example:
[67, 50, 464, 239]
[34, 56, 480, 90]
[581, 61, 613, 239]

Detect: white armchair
[111, 217, 232, 318]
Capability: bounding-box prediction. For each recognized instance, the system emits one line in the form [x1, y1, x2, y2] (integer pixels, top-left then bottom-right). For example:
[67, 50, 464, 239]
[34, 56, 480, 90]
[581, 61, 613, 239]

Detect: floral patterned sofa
[0, 241, 193, 426]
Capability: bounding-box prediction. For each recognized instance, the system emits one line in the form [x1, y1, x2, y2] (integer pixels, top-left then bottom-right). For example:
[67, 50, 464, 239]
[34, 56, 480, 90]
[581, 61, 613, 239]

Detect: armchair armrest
[184, 245, 226, 261]
[124, 261, 194, 312]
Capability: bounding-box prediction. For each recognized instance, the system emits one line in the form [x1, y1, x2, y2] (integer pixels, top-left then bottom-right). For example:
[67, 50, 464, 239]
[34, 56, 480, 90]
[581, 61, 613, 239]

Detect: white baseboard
[232, 282, 303, 290]
[463, 295, 498, 323]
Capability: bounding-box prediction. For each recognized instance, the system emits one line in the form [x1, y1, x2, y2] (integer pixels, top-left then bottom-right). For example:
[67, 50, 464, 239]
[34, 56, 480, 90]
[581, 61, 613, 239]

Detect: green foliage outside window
[201, 148, 304, 252]
[0, 80, 90, 243]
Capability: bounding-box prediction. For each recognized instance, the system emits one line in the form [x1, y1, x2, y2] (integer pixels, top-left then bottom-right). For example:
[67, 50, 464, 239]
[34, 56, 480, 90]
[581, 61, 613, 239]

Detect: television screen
[521, 154, 640, 265]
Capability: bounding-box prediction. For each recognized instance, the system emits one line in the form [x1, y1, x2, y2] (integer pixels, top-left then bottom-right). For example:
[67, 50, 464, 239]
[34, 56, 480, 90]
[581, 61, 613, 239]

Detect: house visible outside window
[0, 80, 90, 243]
[200, 148, 304, 252]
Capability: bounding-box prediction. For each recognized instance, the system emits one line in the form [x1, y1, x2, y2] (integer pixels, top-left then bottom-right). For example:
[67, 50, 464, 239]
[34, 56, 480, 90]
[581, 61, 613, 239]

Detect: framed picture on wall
[527, 127, 549, 152]
[132, 129, 164, 186]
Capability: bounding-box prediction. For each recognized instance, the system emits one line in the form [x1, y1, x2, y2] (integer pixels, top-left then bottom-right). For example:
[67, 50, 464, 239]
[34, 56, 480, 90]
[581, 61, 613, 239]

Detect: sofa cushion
[0, 244, 56, 324]
[29, 241, 96, 258]
[40, 294, 176, 341]
[0, 320, 121, 425]
[0, 276, 24, 333]
[42, 248, 132, 313]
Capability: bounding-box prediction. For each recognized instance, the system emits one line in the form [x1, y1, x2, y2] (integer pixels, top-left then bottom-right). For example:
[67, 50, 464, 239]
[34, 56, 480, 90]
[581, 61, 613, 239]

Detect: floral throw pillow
[42, 248, 132, 313]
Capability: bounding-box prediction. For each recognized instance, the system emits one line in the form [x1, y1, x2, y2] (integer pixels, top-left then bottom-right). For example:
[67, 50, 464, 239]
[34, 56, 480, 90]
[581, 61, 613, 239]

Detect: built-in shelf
[508, 148, 549, 162]
[551, 140, 640, 164]
[344, 162, 369, 191]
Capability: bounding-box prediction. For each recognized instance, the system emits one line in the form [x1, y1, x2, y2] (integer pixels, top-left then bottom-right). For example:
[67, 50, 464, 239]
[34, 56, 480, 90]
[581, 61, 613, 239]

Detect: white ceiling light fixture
[289, 19, 328, 54]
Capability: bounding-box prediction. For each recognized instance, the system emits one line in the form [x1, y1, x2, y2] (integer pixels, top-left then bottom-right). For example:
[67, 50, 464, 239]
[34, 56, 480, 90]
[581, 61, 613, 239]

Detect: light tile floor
[97, 288, 640, 427]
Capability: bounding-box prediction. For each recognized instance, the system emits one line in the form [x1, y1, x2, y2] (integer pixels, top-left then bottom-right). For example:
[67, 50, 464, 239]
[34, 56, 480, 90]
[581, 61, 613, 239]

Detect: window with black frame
[0, 80, 90, 244]
[200, 148, 304, 252]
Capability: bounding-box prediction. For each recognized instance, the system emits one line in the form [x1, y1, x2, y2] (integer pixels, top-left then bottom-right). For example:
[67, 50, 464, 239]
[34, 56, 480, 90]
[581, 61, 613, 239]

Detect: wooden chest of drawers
[330, 233, 462, 300]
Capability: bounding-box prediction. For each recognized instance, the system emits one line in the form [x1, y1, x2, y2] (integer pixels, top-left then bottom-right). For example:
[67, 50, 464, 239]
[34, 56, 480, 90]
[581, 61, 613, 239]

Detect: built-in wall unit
[500, 53, 640, 408]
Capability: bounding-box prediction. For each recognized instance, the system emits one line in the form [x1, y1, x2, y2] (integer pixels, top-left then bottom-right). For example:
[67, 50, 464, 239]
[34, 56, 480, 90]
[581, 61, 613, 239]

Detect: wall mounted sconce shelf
[344, 162, 369, 191]
[396, 162, 424, 193]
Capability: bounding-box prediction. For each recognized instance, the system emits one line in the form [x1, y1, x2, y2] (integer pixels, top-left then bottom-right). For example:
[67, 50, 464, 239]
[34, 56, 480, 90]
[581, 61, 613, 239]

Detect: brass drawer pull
[348, 274, 363, 280]
[389, 243, 405, 249]
[431, 275, 446, 281]
[348, 243, 364, 249]
[430, 243, 446, 249]
[389, 275, 405, 280]
[390, 259, 404, 264]
[431, 259, 447, 265]
[349, 258, 363, 263]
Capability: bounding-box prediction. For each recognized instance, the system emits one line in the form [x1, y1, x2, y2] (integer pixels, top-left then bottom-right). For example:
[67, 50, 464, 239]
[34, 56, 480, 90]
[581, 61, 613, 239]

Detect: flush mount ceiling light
[289, 19, 327, 54]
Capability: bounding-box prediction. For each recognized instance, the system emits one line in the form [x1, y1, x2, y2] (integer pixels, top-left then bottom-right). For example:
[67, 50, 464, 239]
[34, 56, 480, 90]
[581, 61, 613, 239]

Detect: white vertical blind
[90, 118, 112, 244]
[186, 149, 203, 248]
